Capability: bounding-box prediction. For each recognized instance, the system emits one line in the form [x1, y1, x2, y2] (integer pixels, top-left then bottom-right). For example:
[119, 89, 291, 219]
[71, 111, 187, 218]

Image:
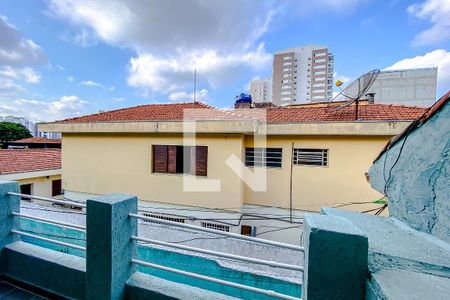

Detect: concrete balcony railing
[0, 180, 368, 300]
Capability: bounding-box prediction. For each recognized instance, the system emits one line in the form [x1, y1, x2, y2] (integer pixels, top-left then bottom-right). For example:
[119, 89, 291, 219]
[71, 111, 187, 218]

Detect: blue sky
[0, 0, 449, 121]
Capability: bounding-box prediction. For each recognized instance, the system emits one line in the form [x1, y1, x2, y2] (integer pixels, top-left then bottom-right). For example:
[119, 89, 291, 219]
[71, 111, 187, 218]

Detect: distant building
[250, 78, 272, 103]
[0, 116, 36, 136]
[0, 148, 62, 199]
[37, 131, 62, 139]
[272, 45, 334, 106]
[345, 68, 437, 107]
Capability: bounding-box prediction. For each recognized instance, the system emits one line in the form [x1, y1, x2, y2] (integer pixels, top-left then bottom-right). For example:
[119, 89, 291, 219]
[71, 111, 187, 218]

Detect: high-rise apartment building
[250, 78, 272, 103]
[272, 45, 334, 106]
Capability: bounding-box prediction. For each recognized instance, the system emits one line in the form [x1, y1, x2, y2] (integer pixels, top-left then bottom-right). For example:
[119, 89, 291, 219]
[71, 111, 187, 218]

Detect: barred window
[201, 222, 230, 232]
[142, 213, 185, 223]
[245, 148, 282, 168]
[293, 149, 328, 167]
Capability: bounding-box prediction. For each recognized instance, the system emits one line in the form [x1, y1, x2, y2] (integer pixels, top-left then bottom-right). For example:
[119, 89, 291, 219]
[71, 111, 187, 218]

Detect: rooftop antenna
[193, 68, 197, 103]
[327, 69, 380, 120]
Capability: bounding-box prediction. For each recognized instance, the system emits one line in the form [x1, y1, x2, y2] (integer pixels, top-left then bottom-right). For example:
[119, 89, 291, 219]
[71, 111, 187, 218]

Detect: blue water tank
[235, 93, 252, 104]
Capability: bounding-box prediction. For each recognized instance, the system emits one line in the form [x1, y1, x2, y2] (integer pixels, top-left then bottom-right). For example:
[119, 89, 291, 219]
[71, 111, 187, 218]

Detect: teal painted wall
[369, 99, 450, 243]
[19, 218, 301, 299]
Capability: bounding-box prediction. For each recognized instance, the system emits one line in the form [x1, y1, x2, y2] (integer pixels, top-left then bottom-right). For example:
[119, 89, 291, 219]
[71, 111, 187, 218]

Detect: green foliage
[0, 122, 33, 146]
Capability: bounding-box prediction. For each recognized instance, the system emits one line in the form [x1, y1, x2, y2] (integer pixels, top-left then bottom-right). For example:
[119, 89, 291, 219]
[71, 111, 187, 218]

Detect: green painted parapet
[303, 214, 368, 300]
[0, 181, 19, 250]
[0, 181, 19, 271]
[86, 193, 138, 300]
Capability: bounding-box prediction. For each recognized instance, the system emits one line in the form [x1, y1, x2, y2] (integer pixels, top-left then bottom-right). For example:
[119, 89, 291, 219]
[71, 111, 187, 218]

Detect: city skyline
[0, 0, 449, 121]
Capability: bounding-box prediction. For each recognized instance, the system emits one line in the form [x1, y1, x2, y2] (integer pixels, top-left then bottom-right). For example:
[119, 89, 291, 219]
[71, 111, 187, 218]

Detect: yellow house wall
[17, 175, 61, 198]
[62, 133, 244, 209]
[243, 135, 388, 212]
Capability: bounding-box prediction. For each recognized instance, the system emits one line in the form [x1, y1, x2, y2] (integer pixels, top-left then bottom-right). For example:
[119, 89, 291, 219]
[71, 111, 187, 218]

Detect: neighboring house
[0, 149, 62, 199]
[7, 137, 62, 149]
[39, 101, 426, 243]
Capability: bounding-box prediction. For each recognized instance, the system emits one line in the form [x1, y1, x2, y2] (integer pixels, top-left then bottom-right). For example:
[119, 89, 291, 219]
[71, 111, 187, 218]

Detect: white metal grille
[245, 148, 282, 168]
[293, 149, 328, 166]
[201, 222, 230, 232]
[142, 213, 185, 223]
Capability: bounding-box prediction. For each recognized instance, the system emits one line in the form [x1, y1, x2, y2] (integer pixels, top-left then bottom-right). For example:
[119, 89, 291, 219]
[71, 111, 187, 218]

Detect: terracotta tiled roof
[234, 104, 428, 123]
[10, 137, 62, 144]
[54, 101, 428, 124]
[57, 102, 247, 123]
[0, 149, 61, 175]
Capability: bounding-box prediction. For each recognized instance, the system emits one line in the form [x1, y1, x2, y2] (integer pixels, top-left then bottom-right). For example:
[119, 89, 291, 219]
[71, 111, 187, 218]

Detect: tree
[0, 122, 33, 148]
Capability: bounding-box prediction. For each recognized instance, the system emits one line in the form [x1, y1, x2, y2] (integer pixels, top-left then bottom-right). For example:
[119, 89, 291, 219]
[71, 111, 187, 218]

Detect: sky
[0, 0, 449, 122]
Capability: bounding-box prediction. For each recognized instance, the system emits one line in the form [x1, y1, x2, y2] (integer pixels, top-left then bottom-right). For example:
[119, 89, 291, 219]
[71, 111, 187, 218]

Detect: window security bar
[12, 212, 86, 231]
[131, 235, 303, 272]
[129, 213, 304, 252]
[131, 259, 301, 300]
[8, 192, 86, 209]
[11, 229, 86, 251]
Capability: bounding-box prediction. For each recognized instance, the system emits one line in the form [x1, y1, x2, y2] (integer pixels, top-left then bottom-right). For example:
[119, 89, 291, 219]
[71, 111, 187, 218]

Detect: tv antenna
[327, 69, 380, 119]
[193, 68, 197, 103]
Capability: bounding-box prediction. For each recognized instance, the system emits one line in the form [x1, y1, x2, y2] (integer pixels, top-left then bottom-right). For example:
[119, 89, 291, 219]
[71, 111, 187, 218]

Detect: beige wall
[243, 135, 388, 212]
[62, 133, 244, 209]
[17, 175, 61, 198]
[62, 132, 389, 213]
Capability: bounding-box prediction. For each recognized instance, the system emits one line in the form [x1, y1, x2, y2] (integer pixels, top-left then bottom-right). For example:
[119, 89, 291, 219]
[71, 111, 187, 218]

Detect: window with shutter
[152, 145, 207, 176]
[152, 145, 168, 173]
[167, 145, 177, 174]
[192, 146, 208, 176]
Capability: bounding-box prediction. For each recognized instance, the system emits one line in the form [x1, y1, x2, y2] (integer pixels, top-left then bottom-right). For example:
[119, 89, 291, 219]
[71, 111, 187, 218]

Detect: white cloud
[0, 66, 41, 83]
[0, 16, 47, 66]
[407, 0, 450, 46]
[67, 76, 75, 82]
[112, 97, 125, 102]
[11, 95, 88, 121]
[80, 79, 114, 91]
[80, 80, 104, 88]
[128, 43, 271, 93]
[47, 0, 274, 95]
[47, 0, 370, 99]
[282, 0, 368, 17]
[0, 78, 27, 96]
[169, 89, 209, 102]
[384, 49, 450, 91]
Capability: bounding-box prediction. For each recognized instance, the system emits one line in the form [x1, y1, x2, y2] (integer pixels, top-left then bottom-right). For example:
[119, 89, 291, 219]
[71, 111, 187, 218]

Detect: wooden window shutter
[192, 146, 208, 176]
[167, 145, 177, 174]
[153, 145, 168, 173]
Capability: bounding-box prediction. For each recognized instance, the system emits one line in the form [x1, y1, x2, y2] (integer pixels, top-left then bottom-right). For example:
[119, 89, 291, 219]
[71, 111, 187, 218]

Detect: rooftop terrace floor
[0, 280, 48, 299]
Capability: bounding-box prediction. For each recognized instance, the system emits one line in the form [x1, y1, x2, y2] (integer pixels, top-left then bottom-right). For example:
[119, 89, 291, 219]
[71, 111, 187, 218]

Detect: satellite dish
[327, 69, 380, 119]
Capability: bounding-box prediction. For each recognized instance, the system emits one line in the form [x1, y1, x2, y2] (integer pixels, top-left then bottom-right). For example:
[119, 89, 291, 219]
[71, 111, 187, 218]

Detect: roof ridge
[56, 101, 208, 123]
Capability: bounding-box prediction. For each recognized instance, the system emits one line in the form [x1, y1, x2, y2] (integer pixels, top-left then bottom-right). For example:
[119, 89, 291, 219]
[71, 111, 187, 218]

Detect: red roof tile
[0, 149, 61, 175]
[234, 104, 428, 123]
[57, 102, 246, 123]
[10, 137, 62, 144]
[54, 101, 428, 124]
